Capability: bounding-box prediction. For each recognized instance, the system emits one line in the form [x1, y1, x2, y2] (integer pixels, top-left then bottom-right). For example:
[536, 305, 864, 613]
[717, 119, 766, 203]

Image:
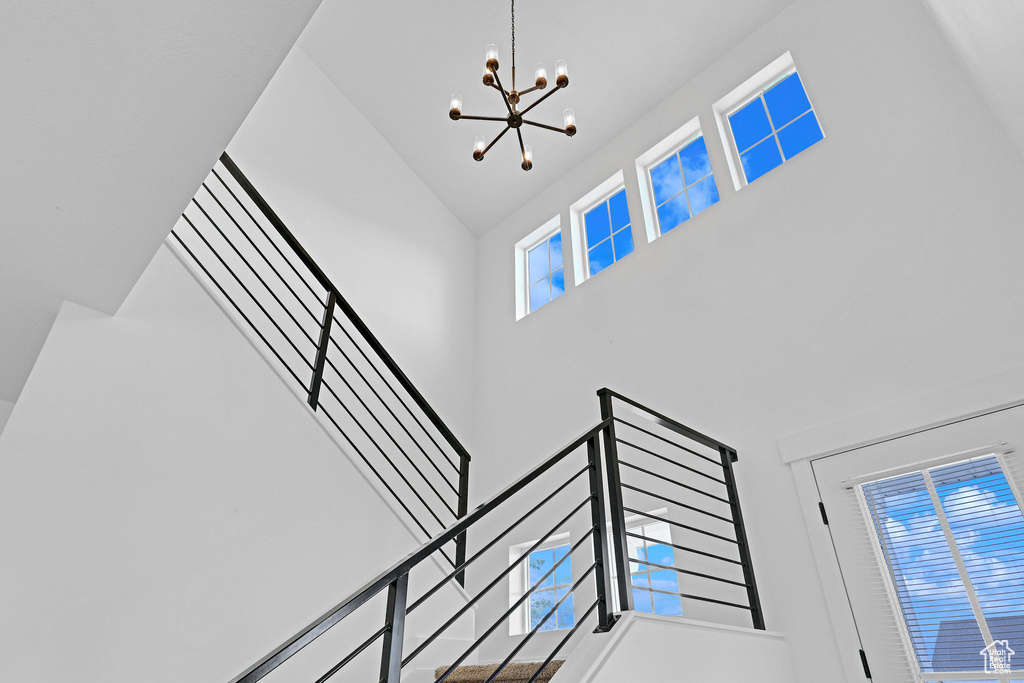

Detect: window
[583, 189, 634, 277]
[514, 216, 564, 320]
[569, 172, 634, 285]
[526, 544, 575, 632]
[624, 521, 683, 617]
[859, 454, 1024, 678]
[649, 136, 719, 235]
[526, 231, 564, 313]
[713, 52, 824, 189]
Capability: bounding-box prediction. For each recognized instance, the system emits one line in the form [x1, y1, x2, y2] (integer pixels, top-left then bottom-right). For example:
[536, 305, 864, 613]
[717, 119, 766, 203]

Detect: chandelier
[448, 0, 576, 171]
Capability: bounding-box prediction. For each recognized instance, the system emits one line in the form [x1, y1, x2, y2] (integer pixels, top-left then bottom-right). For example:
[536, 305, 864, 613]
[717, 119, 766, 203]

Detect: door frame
[780, 366, 1024, 682]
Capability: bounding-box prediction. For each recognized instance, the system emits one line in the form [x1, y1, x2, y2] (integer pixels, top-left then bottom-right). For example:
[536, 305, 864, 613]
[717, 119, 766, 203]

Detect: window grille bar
[170, 228, 311, 390]
[615, 438, 728, 485]
[199, 181, 324, 327]
[618, 459, 732, 504]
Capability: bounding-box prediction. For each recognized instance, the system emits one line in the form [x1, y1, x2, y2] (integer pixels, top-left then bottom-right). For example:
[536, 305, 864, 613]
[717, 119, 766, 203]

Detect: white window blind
[858, 454, 1024, 680]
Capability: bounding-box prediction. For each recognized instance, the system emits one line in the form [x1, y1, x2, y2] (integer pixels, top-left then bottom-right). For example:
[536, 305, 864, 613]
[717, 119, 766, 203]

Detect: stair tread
[434, 660, 563, 682]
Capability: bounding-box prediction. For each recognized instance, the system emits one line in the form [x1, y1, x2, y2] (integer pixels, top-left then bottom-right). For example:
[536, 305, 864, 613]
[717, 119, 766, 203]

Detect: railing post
[587, 431, 619, 632]
[307, 290, 337, 410]
[454, 453, 471, 587]
[598, 389, 633, 612]
[379, 572, 409, 683]
[718, 446, 765, 630]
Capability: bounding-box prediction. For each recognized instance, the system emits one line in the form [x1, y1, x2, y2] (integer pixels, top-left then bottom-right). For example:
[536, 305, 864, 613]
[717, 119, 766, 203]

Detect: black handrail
[229, 419, 614, 683]
[173, 153, 472, 572]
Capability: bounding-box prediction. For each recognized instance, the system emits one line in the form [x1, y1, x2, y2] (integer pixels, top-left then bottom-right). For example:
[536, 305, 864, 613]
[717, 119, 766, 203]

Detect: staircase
[170, 155, 764, 682]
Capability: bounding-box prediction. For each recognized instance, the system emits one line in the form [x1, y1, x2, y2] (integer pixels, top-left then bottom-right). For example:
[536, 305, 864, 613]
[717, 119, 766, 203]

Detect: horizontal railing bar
[199, 182, 324, 327]
[321, 356, 459, 507]
[210, 166, 325, 304]
[614, 418, 724, 469]
[621, 507, 738, 544]
[620, 484, 735, 524]
[179, 213, 316, 370]
[641, 584, 752, 611]
[324, 343, 460, 489]
[481, 562, 600, 683]
[312, 625, 387, 683]
[190, 196, 320, 348]
[407, 465, 591, 614]
[615, 438, 727, 486]
[618, 460, 732, 505]
[524, 599, 601, 683]
[170, 229, 311, 391]
[220, 152, 473, 466]
[315, 401, 437, 542]
[625, 532, 742, 566]
[432, 532, 596, 682]
[228, 421, 607, 683]
[330, 321, 461, 474]
[598, 388, 731, 453]
[403, 501, 594, 666]
[319, 379, 450, 527]
[626, 556, 749, 587]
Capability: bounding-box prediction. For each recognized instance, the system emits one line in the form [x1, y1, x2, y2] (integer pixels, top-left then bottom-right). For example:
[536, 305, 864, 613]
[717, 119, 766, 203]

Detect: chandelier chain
[510, 0, 515, 75]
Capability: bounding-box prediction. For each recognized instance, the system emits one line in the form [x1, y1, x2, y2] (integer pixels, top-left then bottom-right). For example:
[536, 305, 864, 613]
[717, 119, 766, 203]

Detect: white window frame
[712, 51, 824, 191]
[514, 215, 562, 321]
[634, 116, 713, 243]
[508, 531, 572, 635]
[569, 171, 629, 286]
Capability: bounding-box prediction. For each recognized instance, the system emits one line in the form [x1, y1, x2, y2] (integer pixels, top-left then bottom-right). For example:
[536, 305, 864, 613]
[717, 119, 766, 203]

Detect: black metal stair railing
[224, 390, 762, 683]
[169, 153, 471, 569]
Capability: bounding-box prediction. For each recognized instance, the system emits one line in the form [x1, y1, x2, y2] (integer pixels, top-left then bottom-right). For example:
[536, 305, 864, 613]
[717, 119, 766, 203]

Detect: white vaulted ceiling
[299, 0, 798, 236]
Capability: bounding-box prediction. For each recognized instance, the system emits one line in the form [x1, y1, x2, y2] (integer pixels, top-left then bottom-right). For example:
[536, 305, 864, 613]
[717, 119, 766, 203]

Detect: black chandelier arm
[456, 114, 509, 123]
[480, 126, 512, 158]
[518, 83, 565, 117]
[516, 127, 526, 157]
[489, 69, 516, 117]
[522, 119, 572, 135]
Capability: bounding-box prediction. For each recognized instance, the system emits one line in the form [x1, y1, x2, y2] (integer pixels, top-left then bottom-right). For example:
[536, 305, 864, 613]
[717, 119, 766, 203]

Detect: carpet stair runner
[434, 661, 563, 682]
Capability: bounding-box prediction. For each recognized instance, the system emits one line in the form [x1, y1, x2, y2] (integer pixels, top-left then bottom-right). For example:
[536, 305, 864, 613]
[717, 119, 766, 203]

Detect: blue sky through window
[527, 231, 564, 313]
[862, 456, 1024, 674]
[728, 71, 823, 184]
[626, 521, 683, 617]
[649, 135, 720, 234]
[584, 189, 633, 277]
[528, 544, 575, 632]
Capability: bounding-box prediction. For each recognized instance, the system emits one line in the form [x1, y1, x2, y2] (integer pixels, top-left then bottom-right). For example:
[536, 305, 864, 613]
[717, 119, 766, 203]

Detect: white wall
[0, 399, 13, 437]
[0, 247, 466, 683]
[226, 47, 480, 444]
[468, 1, 1024, 680]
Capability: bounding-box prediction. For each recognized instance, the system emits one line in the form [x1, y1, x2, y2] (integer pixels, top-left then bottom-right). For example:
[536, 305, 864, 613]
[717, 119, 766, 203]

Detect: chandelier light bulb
[522, 144, 533, 171]
[555, 59, 569, 87]
[563, 108, 576, 137]
[485, 44, 500, 71]
[449, 93, 463, 120]
[534, 62, 547, 88]
[473, 135, 486, 161]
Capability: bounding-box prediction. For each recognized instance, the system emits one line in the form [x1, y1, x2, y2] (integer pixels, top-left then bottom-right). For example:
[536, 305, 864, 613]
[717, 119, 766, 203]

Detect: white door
[812, 406, 1024, 682]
